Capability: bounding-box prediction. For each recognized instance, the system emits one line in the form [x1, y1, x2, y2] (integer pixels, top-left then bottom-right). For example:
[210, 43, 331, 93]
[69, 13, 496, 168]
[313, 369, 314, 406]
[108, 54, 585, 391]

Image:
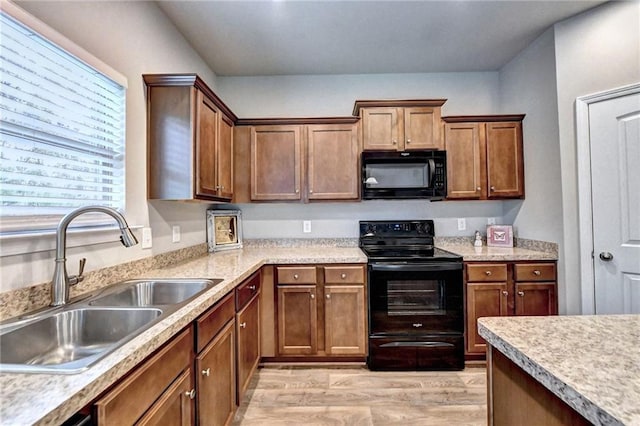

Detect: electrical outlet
[172, 225, 181, 243]
[141, 227, 153, 249]
[457, 218, 466, 231]
[303, 220, 312, 233]
[487, 217, 496, 225]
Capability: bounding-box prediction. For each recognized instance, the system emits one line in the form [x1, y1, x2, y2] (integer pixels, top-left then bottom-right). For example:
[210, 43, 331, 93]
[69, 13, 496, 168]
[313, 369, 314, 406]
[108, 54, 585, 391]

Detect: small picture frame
[206, 210, 243, 252]
[486, 225, 514, 248]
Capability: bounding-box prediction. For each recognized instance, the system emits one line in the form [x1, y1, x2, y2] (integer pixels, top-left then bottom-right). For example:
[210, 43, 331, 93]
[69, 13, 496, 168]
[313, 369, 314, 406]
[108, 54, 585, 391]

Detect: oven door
[368, 261, 463, 336]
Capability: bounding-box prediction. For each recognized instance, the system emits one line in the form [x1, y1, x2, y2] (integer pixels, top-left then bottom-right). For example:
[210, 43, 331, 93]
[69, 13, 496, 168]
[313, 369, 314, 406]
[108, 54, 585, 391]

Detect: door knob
[599, 252, 614, 261]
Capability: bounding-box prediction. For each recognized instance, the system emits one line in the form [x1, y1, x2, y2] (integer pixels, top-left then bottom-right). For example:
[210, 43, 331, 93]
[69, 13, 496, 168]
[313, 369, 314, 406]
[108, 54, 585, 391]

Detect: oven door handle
[380, 341, 455, 348]
[370, 262, 462, 272]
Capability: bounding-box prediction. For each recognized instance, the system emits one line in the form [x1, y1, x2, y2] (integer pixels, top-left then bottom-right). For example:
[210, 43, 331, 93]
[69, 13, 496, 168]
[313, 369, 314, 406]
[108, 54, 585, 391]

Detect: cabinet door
[361, 107, 401, 150]
[466, 282, 509, 354]
[237, 294, 260, 404]
[277, 285, 317, 355]
[251, 126, 302, 200]
[444, 122, 485, 199]
[196, 320, 235, 426]
[137, 369, 193, 426]
[217, 114, 234, 200]
[486, 121, 524, 198]
[307, 124, 359, 200]
[324, 285, 366, 355]
[404, 107, 442, 150]
[196, 91, 220, 198]
[515, 283, 558, 316]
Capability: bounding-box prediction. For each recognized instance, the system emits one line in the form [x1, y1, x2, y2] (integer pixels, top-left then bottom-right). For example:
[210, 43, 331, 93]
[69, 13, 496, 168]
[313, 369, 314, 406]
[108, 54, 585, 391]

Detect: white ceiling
[157, 0, 607, 77]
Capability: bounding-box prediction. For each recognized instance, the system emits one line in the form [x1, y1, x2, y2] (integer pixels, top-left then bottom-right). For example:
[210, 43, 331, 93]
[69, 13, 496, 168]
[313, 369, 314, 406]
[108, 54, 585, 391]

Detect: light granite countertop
[0, 241, 556, 425]
[478, 315, 640, 425]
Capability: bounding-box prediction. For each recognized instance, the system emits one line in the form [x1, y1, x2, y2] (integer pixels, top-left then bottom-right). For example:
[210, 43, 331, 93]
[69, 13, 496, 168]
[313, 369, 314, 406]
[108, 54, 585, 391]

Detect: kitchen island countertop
[479, 315, 640, 425]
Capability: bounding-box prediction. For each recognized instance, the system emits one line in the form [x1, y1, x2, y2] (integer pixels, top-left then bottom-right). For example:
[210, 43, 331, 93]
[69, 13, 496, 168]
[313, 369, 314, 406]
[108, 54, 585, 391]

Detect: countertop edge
[478, 320, 623, 426]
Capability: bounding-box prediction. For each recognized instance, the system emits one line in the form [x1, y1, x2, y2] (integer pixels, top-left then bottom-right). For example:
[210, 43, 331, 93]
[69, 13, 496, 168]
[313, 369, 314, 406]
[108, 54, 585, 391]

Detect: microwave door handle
[428, 159, 435, 185]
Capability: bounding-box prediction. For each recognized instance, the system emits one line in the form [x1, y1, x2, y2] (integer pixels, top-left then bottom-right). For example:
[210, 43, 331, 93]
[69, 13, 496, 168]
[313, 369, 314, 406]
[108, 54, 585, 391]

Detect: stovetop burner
[359, 220, 461, 262]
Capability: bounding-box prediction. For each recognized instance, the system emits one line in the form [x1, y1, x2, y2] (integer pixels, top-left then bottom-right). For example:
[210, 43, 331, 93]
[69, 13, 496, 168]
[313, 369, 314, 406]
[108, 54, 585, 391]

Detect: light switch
[303, 220, 312, 233]
[457, 218, 466, 231]
[141, 227, 152, 249]
[172, 225, 181, 243]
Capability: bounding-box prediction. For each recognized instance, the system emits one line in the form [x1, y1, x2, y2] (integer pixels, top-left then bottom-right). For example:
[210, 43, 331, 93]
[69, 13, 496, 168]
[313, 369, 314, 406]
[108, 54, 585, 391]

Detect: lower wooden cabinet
[275, 264, 367, 358]
[93, 328, 194, 425]
[465, 261, 557, 357]
[235, 271, 261, 404]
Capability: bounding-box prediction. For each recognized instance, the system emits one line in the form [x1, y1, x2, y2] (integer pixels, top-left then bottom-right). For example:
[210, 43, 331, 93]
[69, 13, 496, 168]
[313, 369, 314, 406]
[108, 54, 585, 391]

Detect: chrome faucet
[50, 206, 138, 306]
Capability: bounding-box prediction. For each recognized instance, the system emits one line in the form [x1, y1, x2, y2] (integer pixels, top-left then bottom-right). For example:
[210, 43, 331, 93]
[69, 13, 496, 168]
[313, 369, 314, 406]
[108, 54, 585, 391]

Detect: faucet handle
[70, 258, 86, 286]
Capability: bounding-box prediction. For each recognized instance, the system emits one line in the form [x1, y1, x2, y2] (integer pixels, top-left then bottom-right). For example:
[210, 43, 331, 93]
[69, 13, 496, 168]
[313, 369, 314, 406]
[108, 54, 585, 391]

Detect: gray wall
[552, 0, 640, 314]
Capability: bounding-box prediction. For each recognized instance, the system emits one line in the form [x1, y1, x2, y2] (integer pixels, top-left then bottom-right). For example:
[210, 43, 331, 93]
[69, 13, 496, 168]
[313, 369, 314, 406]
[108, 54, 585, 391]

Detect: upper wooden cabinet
[234, 118, 360, 203]
[353, 100, 446, 151]
[443, 115, 525, 200]
[144, 74, 236, 201]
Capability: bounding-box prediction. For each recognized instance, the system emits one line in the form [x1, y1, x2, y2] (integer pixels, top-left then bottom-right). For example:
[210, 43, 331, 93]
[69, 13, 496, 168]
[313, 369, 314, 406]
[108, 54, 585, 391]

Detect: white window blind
[0, 8, 126, 233]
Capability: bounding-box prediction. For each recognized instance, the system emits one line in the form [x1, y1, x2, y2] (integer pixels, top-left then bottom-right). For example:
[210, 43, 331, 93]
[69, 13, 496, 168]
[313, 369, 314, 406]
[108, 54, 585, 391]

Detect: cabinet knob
[310, 293, 315, 299]
[490, 186, 496, 191]
[341, 273, 347, 279]
[295, 188, 299, 193]
[485, 271, 492, 276]
[502, 290, 508, 296]
[309, 190, 313, 193]
[326, 294, 331, 299]
[476, 187, 481, 191]
[293, 274, 299, 280]
[201, 368, 211, 377]
[406, 139, 411, 144]
[392, 140, 397, 145]
[518, 291, 525, 297]
[185, 389, 196, 399]
[249, 285, 256, 291]
[533, 270, 541, 276]
[239, 322, 247, 328]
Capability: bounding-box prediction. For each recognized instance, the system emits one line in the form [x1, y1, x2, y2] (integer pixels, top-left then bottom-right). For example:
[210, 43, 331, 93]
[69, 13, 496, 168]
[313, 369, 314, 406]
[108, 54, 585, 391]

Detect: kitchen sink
[0, 277, 224, 374]
[89, 279, 220, 307]
[0, 307, 162, 374]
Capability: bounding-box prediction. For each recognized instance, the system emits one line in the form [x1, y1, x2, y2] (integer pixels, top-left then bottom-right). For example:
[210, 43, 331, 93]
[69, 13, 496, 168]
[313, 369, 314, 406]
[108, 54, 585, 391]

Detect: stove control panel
[359, 220, 434, 237]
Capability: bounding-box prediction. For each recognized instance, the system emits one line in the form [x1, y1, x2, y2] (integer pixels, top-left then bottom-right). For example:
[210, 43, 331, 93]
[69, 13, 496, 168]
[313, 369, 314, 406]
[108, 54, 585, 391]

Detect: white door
[589, 92, 640, 314]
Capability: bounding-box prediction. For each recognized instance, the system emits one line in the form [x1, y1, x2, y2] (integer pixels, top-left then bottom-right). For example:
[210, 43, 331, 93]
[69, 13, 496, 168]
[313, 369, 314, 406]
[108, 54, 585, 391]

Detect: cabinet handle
[341, 273, 347, 279]
[502, 290, 508, 296]
[518, 291, 525, 297]
[293, 274, 299, 280]
[239, 322, 247, 328]
[201, 368, 211, 377]
[533, 270, 541, 276]
[249, 285, 256, 291]
[485, 271, 492, 276]
[185, 389, 196, 399]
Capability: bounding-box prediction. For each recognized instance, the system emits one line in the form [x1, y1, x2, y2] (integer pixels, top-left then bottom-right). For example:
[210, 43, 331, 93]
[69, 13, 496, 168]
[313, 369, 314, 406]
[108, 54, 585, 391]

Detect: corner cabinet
[234, 118, 360, 202]
[443, 115, 525, 200]
[353, 99, 446, 151]
[465, 261, 557, 358]
[144, 74, 236, 201]
[274, 264, 367, 359]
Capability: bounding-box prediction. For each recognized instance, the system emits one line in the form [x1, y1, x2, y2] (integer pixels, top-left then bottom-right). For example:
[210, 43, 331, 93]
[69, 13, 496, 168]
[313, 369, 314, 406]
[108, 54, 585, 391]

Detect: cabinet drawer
[236, 271, 261, 311]
[467, 263, 508, 282]
[277, 266, 317, 284]
[324, 265, 365, 284]
[514, 263, 556, 282]
[196, 293, 235, 353]
[94, 327, 193, 425]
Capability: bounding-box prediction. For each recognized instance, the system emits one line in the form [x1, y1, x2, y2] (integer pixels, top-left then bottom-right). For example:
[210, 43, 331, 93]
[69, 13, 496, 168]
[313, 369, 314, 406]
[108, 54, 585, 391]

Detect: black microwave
[361, 150, 447, 200]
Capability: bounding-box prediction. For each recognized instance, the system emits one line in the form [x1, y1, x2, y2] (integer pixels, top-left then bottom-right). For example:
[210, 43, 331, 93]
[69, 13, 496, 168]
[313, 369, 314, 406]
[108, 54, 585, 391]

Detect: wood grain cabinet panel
[236, 292, 260, 404]
[443, 115, 525, 200]
[354, 100, 445, 151]
[277, 285, 318, 355]
[250, 125, 302, 201]
[307, 124, 359, 200]
[465, 282, 509, 354]
[144, 74, 236, 202]
[137, 369, 193, 426]
[324, 285, 366, 355]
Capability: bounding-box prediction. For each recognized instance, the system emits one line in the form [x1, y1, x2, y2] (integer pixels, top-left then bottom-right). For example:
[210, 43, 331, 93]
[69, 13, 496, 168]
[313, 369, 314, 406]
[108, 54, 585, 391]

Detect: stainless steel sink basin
[0, 277, 224, 374]
[89, 278, 220, 307]
[0, 307, 162, 374]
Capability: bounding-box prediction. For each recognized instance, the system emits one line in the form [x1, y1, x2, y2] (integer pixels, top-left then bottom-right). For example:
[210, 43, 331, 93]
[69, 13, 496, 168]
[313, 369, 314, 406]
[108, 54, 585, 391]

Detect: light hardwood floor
[233, 366, 487, 425]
